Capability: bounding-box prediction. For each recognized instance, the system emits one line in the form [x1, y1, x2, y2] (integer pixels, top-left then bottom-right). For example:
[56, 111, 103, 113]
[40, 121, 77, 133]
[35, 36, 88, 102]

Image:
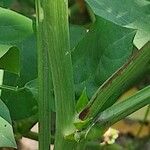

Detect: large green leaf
[0, 99, 16, 148]
[72, 16, 135, 98]
[86, 0, 150, 48]
[2, 88, 37, 120]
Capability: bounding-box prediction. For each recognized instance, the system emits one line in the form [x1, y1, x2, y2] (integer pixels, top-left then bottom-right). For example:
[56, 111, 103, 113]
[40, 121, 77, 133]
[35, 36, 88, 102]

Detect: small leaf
[0, 99, 16, 148]
[0, 45, 20, 74]
[76, 88, 89, 113]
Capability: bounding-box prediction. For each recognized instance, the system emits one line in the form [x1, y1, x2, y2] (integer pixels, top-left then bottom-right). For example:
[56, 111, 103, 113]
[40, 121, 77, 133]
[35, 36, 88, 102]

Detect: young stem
[36, 0, 76, 150]
[35, 1, 52, 149]
[0, 84, 18, 92]
[23, 131, 38, 141]
[85, 85, 150, 140]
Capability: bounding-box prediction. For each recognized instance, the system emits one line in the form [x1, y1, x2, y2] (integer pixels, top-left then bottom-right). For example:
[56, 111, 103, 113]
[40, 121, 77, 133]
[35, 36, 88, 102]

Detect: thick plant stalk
[35, 1, 52, 149]
[36, 0, 76, 150]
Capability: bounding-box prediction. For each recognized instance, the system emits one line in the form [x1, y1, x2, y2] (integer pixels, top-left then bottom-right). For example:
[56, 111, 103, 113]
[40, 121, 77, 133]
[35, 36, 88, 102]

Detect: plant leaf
[85, 0, 150, 48]
[0, 99, 16, 148]
[0, 45, 20, 74]
[72, 16, 135, 98]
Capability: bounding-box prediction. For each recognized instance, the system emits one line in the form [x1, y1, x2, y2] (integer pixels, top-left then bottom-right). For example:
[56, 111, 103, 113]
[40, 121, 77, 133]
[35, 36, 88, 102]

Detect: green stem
[23, 131, 38, 141]
[0, 84, 18, 92]
[36, 0, 76, 150]
[86, 86, 150, 140]
[35, 1, 52, 150]
[23, 131, 55, 142]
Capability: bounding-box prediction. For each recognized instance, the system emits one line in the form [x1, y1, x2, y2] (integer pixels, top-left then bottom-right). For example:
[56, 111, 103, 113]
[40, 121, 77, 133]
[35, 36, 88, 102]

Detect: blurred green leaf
[86, 0, 150, 48]
[0, 99, 16, 148]
[0, 7, 33, 45]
